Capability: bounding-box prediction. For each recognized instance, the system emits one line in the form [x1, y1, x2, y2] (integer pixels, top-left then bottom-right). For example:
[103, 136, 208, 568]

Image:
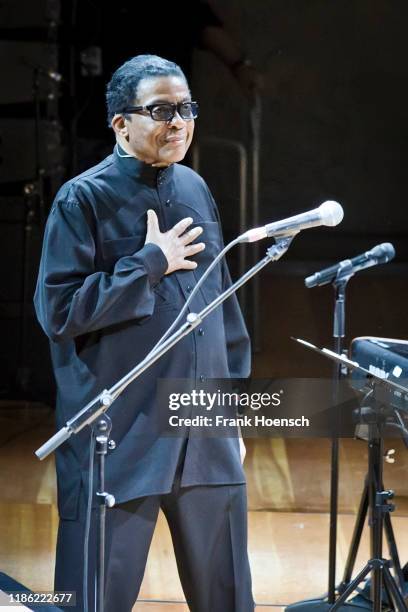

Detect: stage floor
[1, 403, 408, 609]
[1, 501, 408, 610]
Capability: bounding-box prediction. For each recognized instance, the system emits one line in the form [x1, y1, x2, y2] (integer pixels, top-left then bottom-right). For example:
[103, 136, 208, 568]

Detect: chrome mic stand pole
[94, 415, 115, 612]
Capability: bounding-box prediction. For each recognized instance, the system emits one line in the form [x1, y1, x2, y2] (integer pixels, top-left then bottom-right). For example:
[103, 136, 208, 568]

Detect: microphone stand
[285, 262, 355, 612]
[35, 234, 295, 612]
[328, 261, 354, 603]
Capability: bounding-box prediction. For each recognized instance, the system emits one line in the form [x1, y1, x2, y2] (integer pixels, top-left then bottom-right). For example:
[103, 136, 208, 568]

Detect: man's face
[120, 75, 194, 166]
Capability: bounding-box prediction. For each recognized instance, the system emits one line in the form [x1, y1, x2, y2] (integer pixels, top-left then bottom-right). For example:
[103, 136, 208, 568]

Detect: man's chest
[90, 180, 221, 276]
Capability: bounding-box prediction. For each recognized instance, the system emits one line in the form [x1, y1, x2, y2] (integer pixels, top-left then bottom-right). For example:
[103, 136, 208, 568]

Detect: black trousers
[54, 468, 254, 612]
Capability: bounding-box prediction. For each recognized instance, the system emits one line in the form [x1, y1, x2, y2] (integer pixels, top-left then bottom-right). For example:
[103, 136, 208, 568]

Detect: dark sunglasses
[122, 101, 199, 122]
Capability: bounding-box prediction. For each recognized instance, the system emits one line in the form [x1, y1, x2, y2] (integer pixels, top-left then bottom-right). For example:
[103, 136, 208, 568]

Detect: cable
[110, 236, 242, 400]
[150, 236, 241, 352]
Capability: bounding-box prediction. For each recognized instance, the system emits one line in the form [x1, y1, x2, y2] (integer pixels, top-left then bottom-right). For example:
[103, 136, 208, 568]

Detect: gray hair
[106, 54, 188, 125]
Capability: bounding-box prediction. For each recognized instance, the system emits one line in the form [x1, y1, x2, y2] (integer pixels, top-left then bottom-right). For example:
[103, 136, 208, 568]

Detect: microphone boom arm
[35, 235, 295, 461]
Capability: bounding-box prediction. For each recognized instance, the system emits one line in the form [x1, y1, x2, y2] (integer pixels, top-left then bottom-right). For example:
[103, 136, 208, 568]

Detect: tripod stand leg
[383, 564, 408, 611]
[384, 574, 394, 610]
[340, 478, 369, 589]
[372, 564, 382, 612]
[329, 564, 372, 611]
[340, 471, 405, 594]
[385, 511, 405, 589]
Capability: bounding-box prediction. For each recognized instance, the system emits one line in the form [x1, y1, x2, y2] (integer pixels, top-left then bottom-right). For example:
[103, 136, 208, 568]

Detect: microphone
[240, 201, 344, 243]
[305, 243, 396, 288]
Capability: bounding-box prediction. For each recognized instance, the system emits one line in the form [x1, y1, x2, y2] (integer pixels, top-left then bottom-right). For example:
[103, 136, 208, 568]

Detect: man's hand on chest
[145, 209, 205, 275]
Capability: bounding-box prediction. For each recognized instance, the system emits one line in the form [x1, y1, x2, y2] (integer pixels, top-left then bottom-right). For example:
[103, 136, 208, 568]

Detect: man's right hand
[145, 209, 205, 275]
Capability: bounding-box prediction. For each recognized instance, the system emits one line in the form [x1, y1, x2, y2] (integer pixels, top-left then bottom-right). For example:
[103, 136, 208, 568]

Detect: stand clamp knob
[105, 494, 116, 508]
[97, 492, 116, 508]
[376, 490, 395, 513]
[100, 390, 113, 407]
[384, 448, 396, 464]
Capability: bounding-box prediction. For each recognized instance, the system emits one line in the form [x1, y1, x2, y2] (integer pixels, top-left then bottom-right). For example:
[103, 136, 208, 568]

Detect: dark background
[0, 0, 407, 402]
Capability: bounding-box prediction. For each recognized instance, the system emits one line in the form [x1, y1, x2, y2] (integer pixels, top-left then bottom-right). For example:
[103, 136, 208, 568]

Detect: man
[69, 0, 261, 170]
[35, 55, 253, 612]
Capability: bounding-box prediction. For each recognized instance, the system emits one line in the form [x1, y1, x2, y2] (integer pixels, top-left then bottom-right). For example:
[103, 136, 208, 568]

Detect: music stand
[293, 338, 408, 612]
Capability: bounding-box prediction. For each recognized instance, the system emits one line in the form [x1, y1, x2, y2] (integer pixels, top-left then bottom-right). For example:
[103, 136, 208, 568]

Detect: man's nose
[167, 110, 187, 126]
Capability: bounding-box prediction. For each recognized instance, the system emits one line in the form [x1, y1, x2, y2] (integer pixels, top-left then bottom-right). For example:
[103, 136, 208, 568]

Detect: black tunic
[34, 146, 251, 519]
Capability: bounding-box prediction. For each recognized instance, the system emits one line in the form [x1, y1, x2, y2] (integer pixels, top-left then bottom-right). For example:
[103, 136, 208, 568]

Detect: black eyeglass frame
[121, 101, 199, 122]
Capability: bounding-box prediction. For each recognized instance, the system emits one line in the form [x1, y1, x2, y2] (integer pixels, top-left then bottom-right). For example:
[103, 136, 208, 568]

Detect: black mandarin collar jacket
[35, 145, 250, 519]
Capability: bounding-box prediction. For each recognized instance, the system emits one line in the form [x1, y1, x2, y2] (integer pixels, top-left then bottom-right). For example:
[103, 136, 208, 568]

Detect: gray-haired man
[35, 55, 253, 612]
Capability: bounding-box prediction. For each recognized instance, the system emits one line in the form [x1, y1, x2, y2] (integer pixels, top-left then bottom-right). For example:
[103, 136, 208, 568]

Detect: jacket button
[165, 199, 172, 207]
[199, 375, 205, 382]
[198, 328, 204, 336]
[186, 285, 192, 293]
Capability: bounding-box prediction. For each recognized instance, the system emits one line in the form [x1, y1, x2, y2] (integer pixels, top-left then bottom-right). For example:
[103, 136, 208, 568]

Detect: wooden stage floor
[1, 403, 408, 610]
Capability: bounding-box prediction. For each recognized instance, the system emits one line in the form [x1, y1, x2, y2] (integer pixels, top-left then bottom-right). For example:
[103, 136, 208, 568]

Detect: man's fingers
[147, 209, 159, 228]
[179, 260, 198, 270]
[171, 217, 193, 237]
[180, 226, 203, 246]
[184, 242, 205, 257]
[146, 213, 205, 274]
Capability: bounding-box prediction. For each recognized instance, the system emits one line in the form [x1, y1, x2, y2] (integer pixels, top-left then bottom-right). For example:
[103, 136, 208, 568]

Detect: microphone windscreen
[371, 242, 395, 262]
[319, 201, 344, 227]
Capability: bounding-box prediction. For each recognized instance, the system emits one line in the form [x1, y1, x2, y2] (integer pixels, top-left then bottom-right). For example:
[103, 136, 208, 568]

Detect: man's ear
[111, 114, 129, 139]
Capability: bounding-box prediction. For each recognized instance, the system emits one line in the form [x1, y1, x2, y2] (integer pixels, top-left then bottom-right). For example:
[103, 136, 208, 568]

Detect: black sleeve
[34, 198, 168, 343]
